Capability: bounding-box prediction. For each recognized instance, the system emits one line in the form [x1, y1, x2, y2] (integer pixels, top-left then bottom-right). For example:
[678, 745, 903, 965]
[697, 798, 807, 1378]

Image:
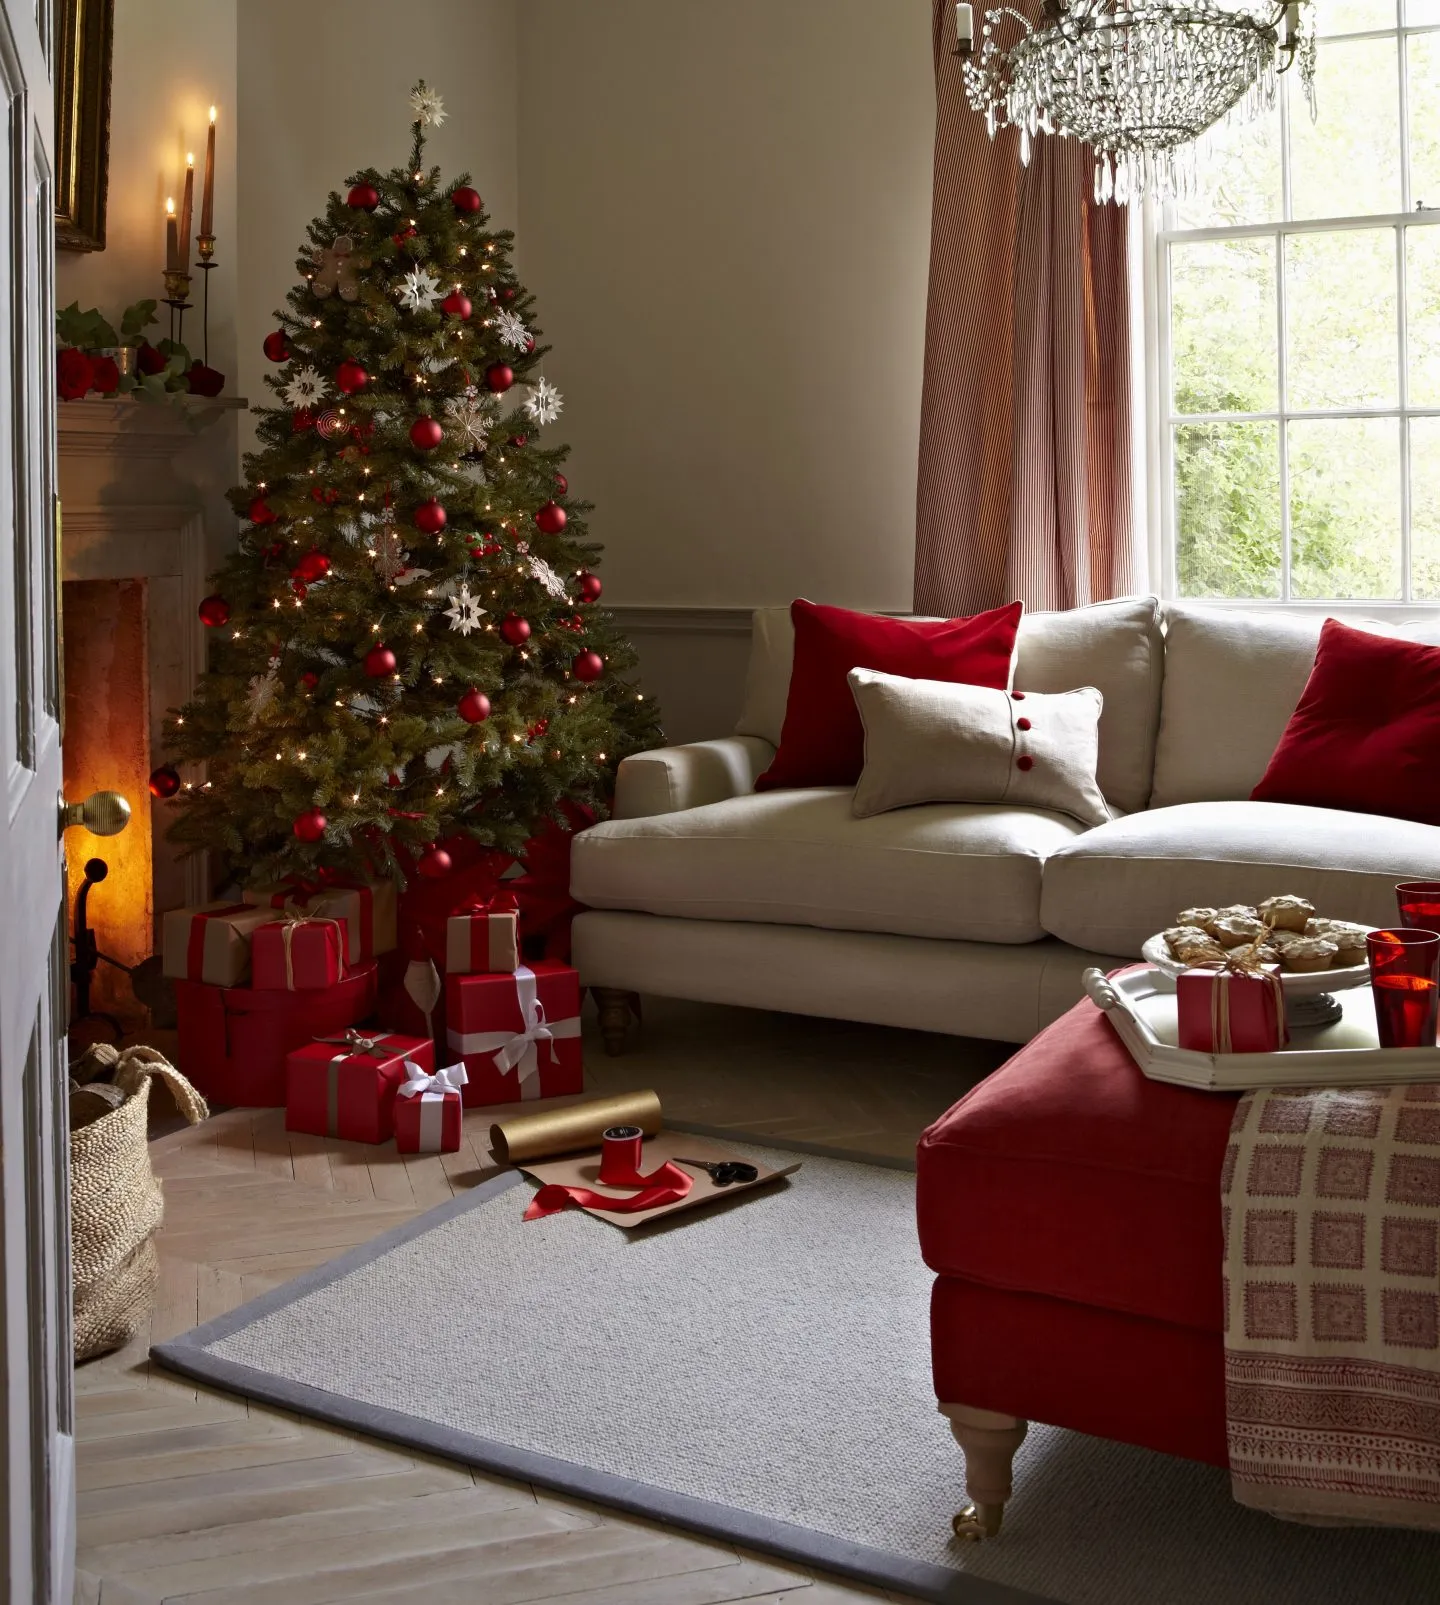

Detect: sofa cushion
[1041, 799, 1440, 955]
[1150, 604, 1440, 808]
[571, 789, 1086, 944]
[917, 995, 1236, 1333]
[735, 596, 1163, 814]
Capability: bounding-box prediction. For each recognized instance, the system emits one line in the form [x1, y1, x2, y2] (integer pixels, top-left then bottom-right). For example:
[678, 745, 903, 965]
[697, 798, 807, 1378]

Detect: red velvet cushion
[1251, 618, 1440, 825]
[916, 993, 1237, 1333]
[754, 598, 1023, 791]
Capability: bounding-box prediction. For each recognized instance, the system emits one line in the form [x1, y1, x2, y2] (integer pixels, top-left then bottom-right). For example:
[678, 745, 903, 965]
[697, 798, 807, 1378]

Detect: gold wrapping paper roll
[490, 1089, 663, 1165]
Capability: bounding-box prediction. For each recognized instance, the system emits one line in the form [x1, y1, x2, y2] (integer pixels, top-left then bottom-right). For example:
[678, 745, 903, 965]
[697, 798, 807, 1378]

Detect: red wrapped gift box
[393, 1061, 467, 1153]
[286, 1029, 434, 1144]
[162, 901, 275, 986]
[252, 915, 347, 992]
[175, 963, 379, 1107]
[446, 960, 583, 1106]
[445, 894, 520, 975]
[243, 876, 398, 963]
[1177, 963, 1289, 1054]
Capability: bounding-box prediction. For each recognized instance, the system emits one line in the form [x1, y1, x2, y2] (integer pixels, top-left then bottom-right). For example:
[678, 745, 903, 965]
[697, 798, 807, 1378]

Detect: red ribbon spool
[598, 1123, 646, 1185]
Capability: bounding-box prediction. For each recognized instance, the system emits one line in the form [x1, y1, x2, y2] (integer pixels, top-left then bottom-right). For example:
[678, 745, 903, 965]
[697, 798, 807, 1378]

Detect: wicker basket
[69, 1044, 208, 1362]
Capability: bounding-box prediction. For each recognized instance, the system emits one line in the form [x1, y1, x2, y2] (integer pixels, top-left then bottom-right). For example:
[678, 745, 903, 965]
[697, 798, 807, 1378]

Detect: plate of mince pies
[1140, 895, 1374, 1005]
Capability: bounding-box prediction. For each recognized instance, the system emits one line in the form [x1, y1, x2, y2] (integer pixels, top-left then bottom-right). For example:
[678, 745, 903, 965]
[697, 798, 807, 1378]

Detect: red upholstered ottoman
[917, 993, 1238, 1538]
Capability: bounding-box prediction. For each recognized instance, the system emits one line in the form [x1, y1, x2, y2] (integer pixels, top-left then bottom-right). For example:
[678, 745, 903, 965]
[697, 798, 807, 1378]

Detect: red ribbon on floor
[523, 1144, 692, 1221]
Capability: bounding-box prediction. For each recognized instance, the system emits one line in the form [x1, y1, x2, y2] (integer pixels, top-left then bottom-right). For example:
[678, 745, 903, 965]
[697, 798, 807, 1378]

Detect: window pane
[1315, 0, 1395, 28]
[1175, 103, 1282, 229]
[1410, 418, 1440, 597]
[1408, 35, 1440, 210]
[1289, 418, 1402, 597]
[1405, 0, 1440, 23]
[1289, 37, 1402, 220]
[1406, 226, 1440, 404]
[1171, 239, 1278, 414]
[1285, 230, 1398, 407]
[1175, 423, 1282, 598]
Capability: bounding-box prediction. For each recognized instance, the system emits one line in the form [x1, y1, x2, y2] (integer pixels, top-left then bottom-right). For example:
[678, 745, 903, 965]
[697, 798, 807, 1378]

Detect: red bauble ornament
[499, 613, 531, 646]
[293, 550, 332, 583]
[292, 408, 314, 433]
[535, 501, 567, 535]
[572, 650, 605, 683]
[262, 330, 290, 362]
[417, 846, 453, 878]
[441, 290, 472, 320]
[408, 416, 444, 451]
[413, 499, 447, 534]
[347, 182, 380, 211]
[198, 594, 231, 627]
[364, 643, 397, 677]
[300, 672, 319, 690]
[451, 186, 482, 214]
[335, 359, 368, 395]
[577, 570, 603, 603]
[248, 495, 277, 525]
[293, 809, 327, 843]
[485, 362, 514, 393]
[291, 581, 308, 600]
[508, 434, 527, 448]
[554, 472, 569, 494]
[147, 764, 181, 799]
[457, 688, 491, 724]
[501, 286, 517, 302]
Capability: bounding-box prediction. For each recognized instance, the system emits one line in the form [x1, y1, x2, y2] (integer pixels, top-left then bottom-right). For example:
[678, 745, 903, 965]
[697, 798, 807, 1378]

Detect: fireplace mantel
[57, 394, 248, 459]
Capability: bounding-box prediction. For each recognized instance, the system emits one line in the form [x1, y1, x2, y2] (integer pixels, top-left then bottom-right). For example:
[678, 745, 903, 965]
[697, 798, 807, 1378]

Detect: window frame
[1144, 10, 1440, 610]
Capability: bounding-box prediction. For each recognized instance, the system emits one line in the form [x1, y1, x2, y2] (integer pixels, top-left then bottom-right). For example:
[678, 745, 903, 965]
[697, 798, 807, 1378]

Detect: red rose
[56, 347, 94, 400]
[135, 342, 166, 376]
[89, 356, 120, 395]
[186, 362, 224, 397]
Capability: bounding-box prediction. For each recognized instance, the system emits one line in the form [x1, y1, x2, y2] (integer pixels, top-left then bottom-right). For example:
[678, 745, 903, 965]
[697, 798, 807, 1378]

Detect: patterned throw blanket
[1223, 1085, 1440, 1528]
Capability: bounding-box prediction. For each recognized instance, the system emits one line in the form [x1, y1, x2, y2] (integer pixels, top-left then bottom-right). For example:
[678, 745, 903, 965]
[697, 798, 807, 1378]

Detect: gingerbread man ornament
[312, 236, 362, 302]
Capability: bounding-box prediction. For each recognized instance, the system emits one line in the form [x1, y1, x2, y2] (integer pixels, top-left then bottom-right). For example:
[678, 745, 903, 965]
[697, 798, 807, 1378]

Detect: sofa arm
[612, 736, 776, 819]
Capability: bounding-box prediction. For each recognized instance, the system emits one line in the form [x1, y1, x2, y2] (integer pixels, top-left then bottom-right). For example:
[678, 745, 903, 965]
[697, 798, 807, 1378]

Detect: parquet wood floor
[75, 999, 1005, 1604]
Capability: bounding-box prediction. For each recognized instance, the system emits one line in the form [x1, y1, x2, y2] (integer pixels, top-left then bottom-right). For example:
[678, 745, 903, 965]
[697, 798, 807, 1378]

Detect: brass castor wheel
[952, 1502, 1003, 1542]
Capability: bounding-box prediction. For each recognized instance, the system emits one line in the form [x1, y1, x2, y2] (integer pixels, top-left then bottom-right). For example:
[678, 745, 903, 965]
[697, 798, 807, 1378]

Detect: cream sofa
[571, 598, 1440, 1046]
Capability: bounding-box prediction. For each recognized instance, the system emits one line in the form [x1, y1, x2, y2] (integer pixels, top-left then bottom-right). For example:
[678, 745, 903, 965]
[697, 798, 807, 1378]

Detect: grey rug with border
[151, 1140, 1440, 1605]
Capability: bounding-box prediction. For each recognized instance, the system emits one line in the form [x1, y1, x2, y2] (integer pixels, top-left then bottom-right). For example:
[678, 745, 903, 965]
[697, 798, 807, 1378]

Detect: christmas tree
[160, 82, 661, 886]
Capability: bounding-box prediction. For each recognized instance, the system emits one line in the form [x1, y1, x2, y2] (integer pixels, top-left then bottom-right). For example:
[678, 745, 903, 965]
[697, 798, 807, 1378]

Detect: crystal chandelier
[954, 0, 1317, 203]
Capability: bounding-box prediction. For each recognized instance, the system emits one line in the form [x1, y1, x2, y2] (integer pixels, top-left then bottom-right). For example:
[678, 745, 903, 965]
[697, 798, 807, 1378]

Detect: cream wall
[515, 0, 936, 614]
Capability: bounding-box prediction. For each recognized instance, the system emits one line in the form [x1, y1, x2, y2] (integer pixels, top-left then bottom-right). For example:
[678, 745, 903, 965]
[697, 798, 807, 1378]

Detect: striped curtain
[914, 0, 1141, 615]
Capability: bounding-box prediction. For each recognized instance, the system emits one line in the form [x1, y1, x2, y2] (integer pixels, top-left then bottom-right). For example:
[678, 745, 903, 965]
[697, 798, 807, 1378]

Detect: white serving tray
[1083, 965, 1440, 1092]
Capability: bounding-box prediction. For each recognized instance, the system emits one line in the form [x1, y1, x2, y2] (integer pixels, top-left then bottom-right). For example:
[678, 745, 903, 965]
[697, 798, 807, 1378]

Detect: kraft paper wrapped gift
[445, 893, 521, 975]
[285, 1029, 435, 1143]
[393, 1061, 467, 1153]
[251, 914, 347, 992]
[1177, 962, 1289, 1054]
[162, 901, 276, 987]
[446, 960, 583, 1106]
[243, 876, 398, 963]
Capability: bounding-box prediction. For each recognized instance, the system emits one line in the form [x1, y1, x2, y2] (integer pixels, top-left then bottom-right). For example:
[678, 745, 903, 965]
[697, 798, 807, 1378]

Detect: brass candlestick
[162, 268, 192, 348]
[196, 235, 216, 367]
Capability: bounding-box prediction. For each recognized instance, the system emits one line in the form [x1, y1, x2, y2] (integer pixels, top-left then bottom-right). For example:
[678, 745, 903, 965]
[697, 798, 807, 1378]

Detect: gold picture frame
[54, 0, 114, 253]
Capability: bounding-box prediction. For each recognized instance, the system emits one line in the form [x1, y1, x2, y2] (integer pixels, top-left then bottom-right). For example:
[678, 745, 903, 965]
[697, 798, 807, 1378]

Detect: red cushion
[916, 995, 1237, 1333]
[754, 598, 1023, 791]
[1251, 617, 1440, 825]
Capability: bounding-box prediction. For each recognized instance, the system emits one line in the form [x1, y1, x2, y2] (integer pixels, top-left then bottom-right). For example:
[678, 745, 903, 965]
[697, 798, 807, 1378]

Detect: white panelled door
[0, 0, 74, 1599]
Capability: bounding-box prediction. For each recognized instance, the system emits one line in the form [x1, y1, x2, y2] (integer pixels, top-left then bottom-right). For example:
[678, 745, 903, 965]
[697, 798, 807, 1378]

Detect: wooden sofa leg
[939, 1403, 1027, 1541]
[593, 988, 641, 1056]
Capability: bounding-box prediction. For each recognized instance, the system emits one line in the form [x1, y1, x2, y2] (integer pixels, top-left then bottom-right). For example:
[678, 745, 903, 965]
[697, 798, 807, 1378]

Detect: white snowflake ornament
[444, 387, 494, 451]
[245, 657, 282, 724]
[494, 309, 531, 351]
[280, 366, 327, 408]
[524, 376, 563, 427]
[397, 268, 442, 313]
[526, 553, 569, 600]
[410, 84, 446, 127]
[369, 527, 410, 583]
[443, 584, 487, 636]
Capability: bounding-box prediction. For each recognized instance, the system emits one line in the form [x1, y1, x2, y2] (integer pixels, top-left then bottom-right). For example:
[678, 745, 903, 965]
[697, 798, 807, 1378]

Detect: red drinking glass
[1396, 881, 1440, 931]
[1367, 928, 1440, 1048]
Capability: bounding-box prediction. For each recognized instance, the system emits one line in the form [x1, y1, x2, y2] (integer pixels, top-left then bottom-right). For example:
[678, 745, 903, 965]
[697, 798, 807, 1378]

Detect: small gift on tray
[445, 890, 521, 975]
[161, 901, 277, 987]
[447, 960, 583, 1105]
[251, 911, 347, 992]
[243, 875, 398, 963]
[393, 1061, 468, 1153]
[1177, 950, 1289, 1054]
[285, 1028, 434, 1143]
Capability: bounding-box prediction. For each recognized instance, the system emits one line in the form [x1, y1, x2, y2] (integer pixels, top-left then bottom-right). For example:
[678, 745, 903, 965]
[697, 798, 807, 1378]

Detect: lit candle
[200, 105, 216, 237]
[179, 152, 194, 271]
[956, 2, 974, 49]
[165, 196, 177, 271]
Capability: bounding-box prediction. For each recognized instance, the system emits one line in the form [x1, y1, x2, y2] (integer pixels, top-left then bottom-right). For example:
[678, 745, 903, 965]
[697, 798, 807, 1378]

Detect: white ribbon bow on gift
[396, 1059, 467, 1150]
[446, 964, 581, 1099]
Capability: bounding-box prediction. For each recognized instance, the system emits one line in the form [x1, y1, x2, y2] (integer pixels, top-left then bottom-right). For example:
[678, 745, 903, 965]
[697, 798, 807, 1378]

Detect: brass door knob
[59, 790, 131, 837]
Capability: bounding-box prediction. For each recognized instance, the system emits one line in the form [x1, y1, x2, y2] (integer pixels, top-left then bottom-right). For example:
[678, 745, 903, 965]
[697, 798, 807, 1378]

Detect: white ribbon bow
[396, 1059, 467, 1150]
[445, 964, 581, 1099]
